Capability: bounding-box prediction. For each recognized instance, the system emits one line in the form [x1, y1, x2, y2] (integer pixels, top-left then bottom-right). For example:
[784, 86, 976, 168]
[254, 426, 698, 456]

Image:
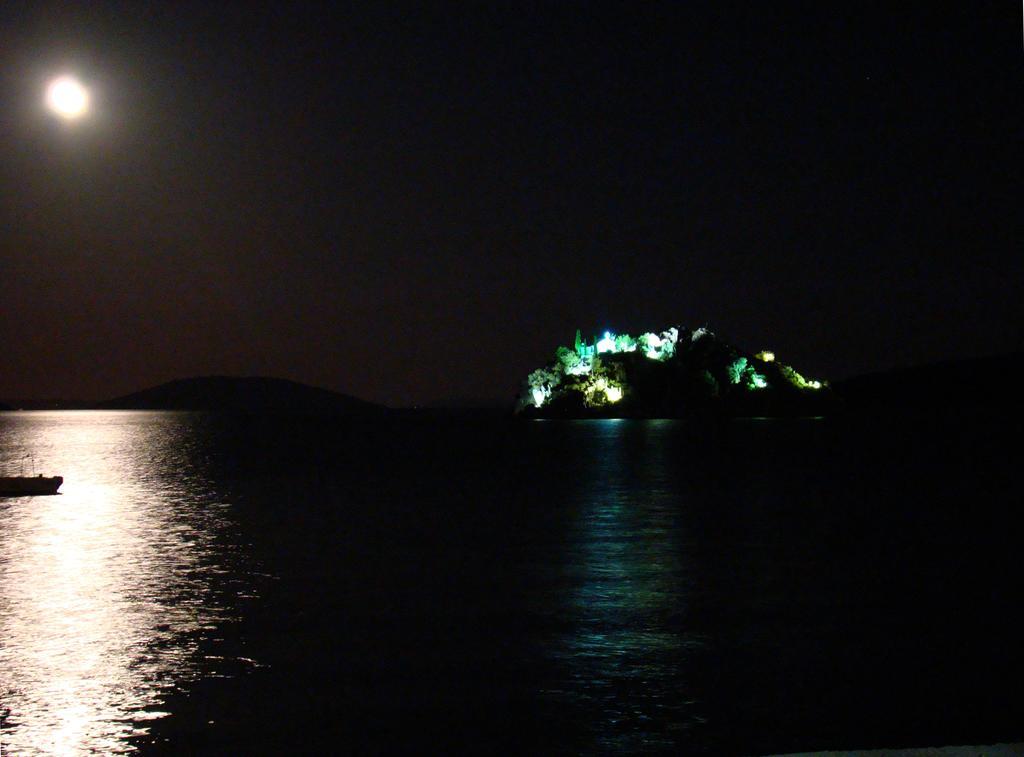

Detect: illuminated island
[516, 326, 832, 419]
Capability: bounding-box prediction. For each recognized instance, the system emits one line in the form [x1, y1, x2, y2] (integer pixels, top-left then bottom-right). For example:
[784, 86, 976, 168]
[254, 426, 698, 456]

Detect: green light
[638, 328, 678, 361]
[778, 363, 824, 391]
[527, 366, 560, 407]
[582, 376, 624, 407]
[659, 327, 678, 359]
[729, 356, 769, 390]
[557, 345, 592, 375]
[574, 329, 595, 360]
[640, 332, 662, 359]
[748, 372, 768, 390]
[614, 333, 637, 353]
[727, 357, 748, 384]
[756, 350, 775, 362]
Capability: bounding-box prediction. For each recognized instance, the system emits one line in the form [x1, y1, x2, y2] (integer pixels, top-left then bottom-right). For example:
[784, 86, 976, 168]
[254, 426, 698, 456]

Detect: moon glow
[46, 76, 90, 119]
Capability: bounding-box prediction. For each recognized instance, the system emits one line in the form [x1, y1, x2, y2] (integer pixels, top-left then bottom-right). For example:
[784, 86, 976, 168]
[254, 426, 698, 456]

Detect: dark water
[1, 411, 1021, 754]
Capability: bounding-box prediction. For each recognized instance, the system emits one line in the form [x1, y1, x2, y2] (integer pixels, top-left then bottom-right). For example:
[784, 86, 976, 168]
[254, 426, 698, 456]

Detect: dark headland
[96, 376, 386, 415]
[833, 352, 1024, 414]
[515, 326, 1023, 420]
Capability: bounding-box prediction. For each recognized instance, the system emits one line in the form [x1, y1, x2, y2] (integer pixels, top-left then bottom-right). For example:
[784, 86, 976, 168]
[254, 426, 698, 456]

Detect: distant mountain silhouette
[0, 399, 94, 410]
[98, 376, 385, 414]
[833, 352, 1024, 413]
[421, 396, 509, 410]
[0, 401, 11, 411]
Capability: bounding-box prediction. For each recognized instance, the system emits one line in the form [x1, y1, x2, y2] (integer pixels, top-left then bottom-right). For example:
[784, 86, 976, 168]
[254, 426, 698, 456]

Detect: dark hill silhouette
[98, 376, 385, 415]
[0, 399, 93, 410]
[833, 352, 1024, 413]
[0, 401, 11, 411]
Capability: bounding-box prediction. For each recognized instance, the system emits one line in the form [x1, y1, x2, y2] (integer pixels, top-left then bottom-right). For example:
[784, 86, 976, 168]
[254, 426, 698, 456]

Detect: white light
[46, 76, 89, 119]
[596, 333, 616, 353]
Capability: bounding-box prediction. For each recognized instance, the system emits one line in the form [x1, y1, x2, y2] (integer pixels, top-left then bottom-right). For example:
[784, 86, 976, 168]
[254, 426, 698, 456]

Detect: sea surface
[0, 410, 1021, 755]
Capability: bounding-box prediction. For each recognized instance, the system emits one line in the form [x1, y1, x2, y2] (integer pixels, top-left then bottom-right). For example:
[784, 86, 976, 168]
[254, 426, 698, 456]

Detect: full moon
[46, 76, 90, 119]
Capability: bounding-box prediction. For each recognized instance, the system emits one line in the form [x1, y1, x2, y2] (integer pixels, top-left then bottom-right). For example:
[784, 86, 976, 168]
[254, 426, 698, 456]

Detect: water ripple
[0, 411, 254, 755]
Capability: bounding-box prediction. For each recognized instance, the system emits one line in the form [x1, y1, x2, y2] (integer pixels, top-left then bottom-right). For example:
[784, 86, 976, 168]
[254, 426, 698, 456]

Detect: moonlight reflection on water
[2, 411, 1020, 753]
[0, 412, 251, 755]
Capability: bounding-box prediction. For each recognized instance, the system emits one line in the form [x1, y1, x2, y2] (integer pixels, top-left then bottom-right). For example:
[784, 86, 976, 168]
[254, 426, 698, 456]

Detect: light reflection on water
[0, 411, 251, 755]
[544, 420, 704, 751]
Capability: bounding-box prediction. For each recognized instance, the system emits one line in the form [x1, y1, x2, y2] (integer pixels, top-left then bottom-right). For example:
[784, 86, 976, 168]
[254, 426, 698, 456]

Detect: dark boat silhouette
[0, 475, 63, 496]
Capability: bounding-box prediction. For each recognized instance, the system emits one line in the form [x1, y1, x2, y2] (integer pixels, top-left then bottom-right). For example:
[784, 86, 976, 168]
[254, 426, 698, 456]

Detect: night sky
[1, 2, 1021, 406]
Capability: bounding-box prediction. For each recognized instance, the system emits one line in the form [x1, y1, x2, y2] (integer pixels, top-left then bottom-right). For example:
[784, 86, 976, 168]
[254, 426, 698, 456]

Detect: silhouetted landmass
[97, 376, 385, 415]
[517, 326, 834, 419]
[833, 352, 1024, 414]
[0, 401, 11, 411]
[0, 399, 94, 410]
[422, 396, 509, 410]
